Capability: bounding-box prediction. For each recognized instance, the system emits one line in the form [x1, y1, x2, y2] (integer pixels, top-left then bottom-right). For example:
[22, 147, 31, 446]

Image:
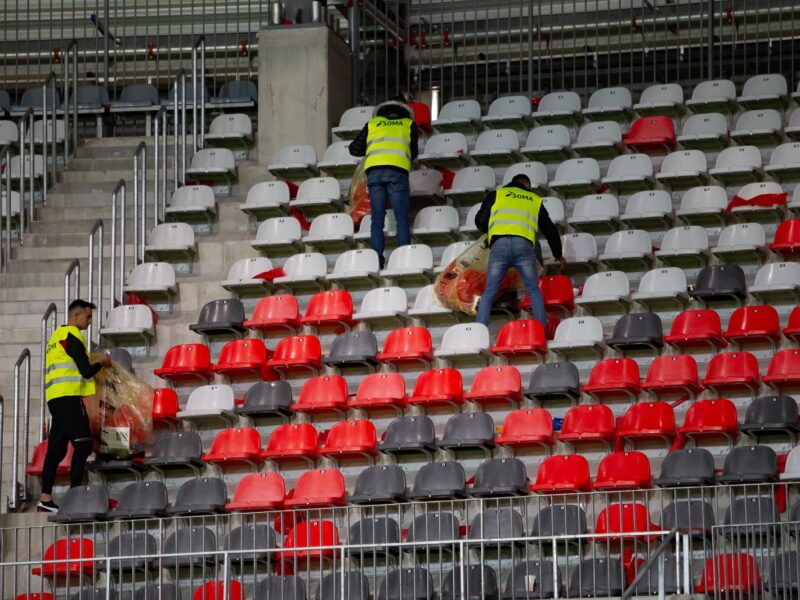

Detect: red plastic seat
[595, 503, 659, 542]
[212, 338, 276, 380]
[154, 343, 213, 384]
[291, 374, 349, 414]
[582, 358, 642, 401]
[617, 402, 676, 447]
[277, 520, 340, 561]
[31, 538, 94, 577]
[723, 305, 781, 348]
[464, 365, 523, 406]
[557, 404, 615, 447]
[300, 290, 355, 331]
[521, 275, 576, 315]
[530, 454, 591, 494]
[763, 349, 800, 391]
[496, 408, 554, 449]
[784, 306, 800, 344]
[225, 472, 285, 512]
[27, 440, 72, 476]
[152, 388, 180, 425]
[678, 398, 739, 443]
[406, 368, 464, 409]
[267, 335, 322, 376]
[702, 351, 761, 394]
[284, 468, 347, 508]
[490, 319, 547, 359]
[203, 427, 263, 468]
[349, 372, 407, 413]
[244, 294, 301, 334]
[769, 218, 800, 259]
[262, 423, 319, 465]
[664, 309, 726, 351]
[695, 554, 761, 596]
[593, 451, 652, 491]
[641, 355, 703, 399]
[192, 581, 245, 600]
[16, 595, 54, 600]
[318, 420, 378, 461]
[623, 116, 676, 153]
[376, 326, 434, 367]
[410, 101, 432, 134]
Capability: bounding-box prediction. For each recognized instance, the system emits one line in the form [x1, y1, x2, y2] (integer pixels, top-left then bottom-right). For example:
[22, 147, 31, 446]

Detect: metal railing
[40, 72, 58, 204]
[153, 106, 169, 225]
[17, 107, 35, 239]
[87, 219, 105, 347]
[109, 178, 127, 305]
[63, 258, 81, 317]
[38, 303, 57, 441]
[173, 70, 188, 189]
[63, 39, 80, 167]
[132, 142, 147, 264]
[8, 348, 31, 511]
[1, 142, 16, 271]
[192, 36, 207, 153]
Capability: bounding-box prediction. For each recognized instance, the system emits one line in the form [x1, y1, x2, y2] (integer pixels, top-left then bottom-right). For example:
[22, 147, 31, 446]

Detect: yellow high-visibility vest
[488, 186, 543, 244]
[44, 325, 96, 401]
[365, 116, 413, 172]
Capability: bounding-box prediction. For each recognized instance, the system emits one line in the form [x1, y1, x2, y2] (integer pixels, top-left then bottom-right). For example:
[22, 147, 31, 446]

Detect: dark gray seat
[740, 395, 800, 439]
[442, 565, 498, 600]
[134, 584, 182, 600]
[660, 500, 716, 536]
[468, 508, 524, 542]
[168, 476, 228, 515]
[100, 532, 157, 571]
[405, 511, 459, 544]
[71, 85, 110, 111]
[689, 264, 747, 305]
[189, 299, 247, 337]
[607, 312, 664, 352]
[316, 570, 370, 600]
[378, 568, 434, 600]
[349, 464, 407, 504]
[767, 552, 800, 593]
[112, 84, 160, 110]
[531, 504, 587, 537]
[407, 461, 467, 500]
[236, 380, 293, 418]
[109, 480, 169, 519]
[162, 526, 216, 568]
[348, 517, 401, 556]
[143, 431, 204, 472]
[12, 87, 62, 113]
[224, 523, 277, 563]
[108, 347, 134, 373]
[723, 495, 781, 537]
[255, 575, 307, 600]
[69, 589, 118, 600]
[0, 90, 11, 115]
[470, 458, 529, 497]
[47, 484, 108, 523]
[654, 447, 716, 487]
[566, 558, 625, 597]
[502, 560, 563, 599]
[439, 412, 496, 452]
[717, 445, 779, 483]
[524, 362, 581, 403]
[324, 330, 379, 369]
[378, 416, 436, 457]
[632, 556, 683, 596]
[211, 80, 258, 106]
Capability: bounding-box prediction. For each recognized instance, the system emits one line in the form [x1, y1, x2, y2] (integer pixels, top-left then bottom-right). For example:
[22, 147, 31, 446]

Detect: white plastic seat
[676, 185, 728, 226]
[574, 271, 632, 314]
[354, 210, 397, 243]
[434, 323, 491, 365]
[380, 244, 434, 284]
[634, 83, 685, 117]
[176, 384, 236, 426]
[541, 197, 565, 231]
[410, 169, 444, 202]
[781, 447, 800, 481]
[27, 119, 65, 145]
[0, 120, 19, 145]
[567, 194, 620, 234]
[417, 133, 470, 169]
[165, 184, 217, 224]
[737, 74, 789, 110]
[481, 95, 533, 129]
[601, 153, 655, 193]
[470, 129, 522, 166]
[502, 161, 548, 194]
[204, 114, 253, 150]
[185, 148, 236, 189]
[0, 190, 21, 221]
[549, 158, 601, 196]
[791, 183, 800, 215]
[325, 248, 381, 288]
[655, 150, 708, 188]
[581, 86, 633, 122]
[686, 79, 738, 114]
[676, 113, 730, 150]
[655, 225, 710, 267]
[221, 257, 274, 297]
[764, 142, 800, 182]
[408, 284, 455, 322]
[290, 177, 343, 215]
[317, 141, 360, 178]
[352, 287, 409, 324]
[620, 190, 674, 230]
[520, 125, 571, 162]
[531, 91, 582, 126]
[125, 262, 177, 305]
[303, 213, 354, 250]
[251, 216, 303, 254]
[412, 205, 460, 242]
[572, 121, 623, 159]
[272, 252, 328, 291]
[708, 145, 763, 185]
[432, 99, 482, 133]
[711, 222, 767, 263]
[144, 222, 196, 266]
[729, 181, 787, 221]
[332, 106, 373, 140]
[730, 109, 783, 146]
[548, 316, 606, 359]
[560, 232, 599, 273]
[599, 229, 654, 271]
[100, 304, 155, 350]
[631, 267, 690, 310]
[786, 110, 800, 141]
[267, 144, 319, 179]
[9, 155, 45, 185]
[459, 204, 481, 238]
[749, 262, 800, 303]
[435, 241, 473, 274]
[239, 181, 291, 221]
[445, 166, 496, 204]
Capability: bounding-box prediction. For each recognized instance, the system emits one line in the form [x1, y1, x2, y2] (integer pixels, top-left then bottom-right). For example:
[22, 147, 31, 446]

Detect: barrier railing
[132, 142, 147, 264]
[8, 348, 31, 511]
[17, 107, 35, 240]
[63, 258, 81, 317]
[1, 142, 16, 271]
[40, 72, 58, 205]
[192, 35, 207, 153]
[109, 179, 127, 306]
[63, 39, 80, 168]
[173, 70, 188, 190]
[87, 219, 105, 348]
[153, 106, 169, 225]
[38, 303, 57, 441]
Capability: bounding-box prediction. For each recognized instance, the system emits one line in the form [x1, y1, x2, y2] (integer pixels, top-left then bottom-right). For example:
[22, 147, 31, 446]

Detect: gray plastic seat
[70, 589, 118, 600]
[189, 298, 247, 337]
[689, 264, 747, 305]
[607, 313, 664, 352]
[14, 87, 62, 112]
[47, 484, 108, 523]
[468, 508, 525, 541]
[654, 448, 716, 487]
[767, 552, 800, 593]
[108, 347, 134, 373]
[723, 496, 780, 537]
[349, 464, 407, 504]
[442, 565, 498, 600]
[168, 476, 228, 515]
[567, 558, 625, 598]
[236, 380, 293, 418]
[502, 561, 563, 599]
[212, 80, 258, 105]
[256, 576, 307, 600]
[633, 556, 683, 596]
[531, 504, 587, 537]
[324, 330, 379, 369]
[73, 85, 110, 110]
[162, 526, 216, 567]
[348, 517, 401, 555]
[660, 500, 716, 536]
[224, 524, 277, 563]
[439, 412, 496, 452]
[470, 458, 529, 497]
[524, 362, 581, 403]
[134, 585, 182, 600]
[109, 480, 169, 519]
[113, 84, 160, 109]
[317, 571, 370, 600]
[378, 416, 436, 457]
[0, 90, 11, 115]
[740, 395, 800, 438]
[100, 532, 157, 571]
[718, 445, 778, 483]
[379, 568, 434, 600]
[407, 461, 467, 500]
[143, 431, 204, 471]
[406, 511, 460, 544]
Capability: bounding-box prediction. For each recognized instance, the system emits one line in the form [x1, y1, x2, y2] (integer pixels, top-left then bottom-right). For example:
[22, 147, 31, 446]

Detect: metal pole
[192, 44, 199, 153]
[9, 348, 31, 510]
[2, 145, 12, 271]
[27, 110, 35, 229]
[173, 75, 180, 193]
[42, 81, 48, 200]
[181, 73, 187, 185]
[103, 0, 110, 86]
[154, 110, 161, 227]
[200, 39, 206, 149]
[707, 0, 715, 79]
[39, 303, 57, 441]
[349, 3, 360, 107]
[18, 119, 26, 238]
[64, 258, 80, 316]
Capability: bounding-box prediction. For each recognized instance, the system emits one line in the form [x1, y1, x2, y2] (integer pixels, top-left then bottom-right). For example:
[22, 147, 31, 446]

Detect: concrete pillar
[257, 25, 353, 170]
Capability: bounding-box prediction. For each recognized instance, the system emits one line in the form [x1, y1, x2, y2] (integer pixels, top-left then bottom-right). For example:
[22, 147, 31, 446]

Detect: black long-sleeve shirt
[65, 333, 102, 379]
[474, 183, 563, 260]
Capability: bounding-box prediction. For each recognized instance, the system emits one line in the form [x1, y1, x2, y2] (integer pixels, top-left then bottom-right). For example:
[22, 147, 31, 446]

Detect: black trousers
[41, 395, 93, 494]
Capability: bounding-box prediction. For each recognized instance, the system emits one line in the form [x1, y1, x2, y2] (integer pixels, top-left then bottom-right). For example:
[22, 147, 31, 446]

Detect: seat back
[338, 106, 374, 129]
[328, 330, 378, 362]
[437, 99, 481, 121]
[537, 91, 580, 114]
[411, 461, 466, 496]
[226, 257, 273, 281]
[297, 177, 341, 202]
[691, 79, 736, 102]
[532, 503, 588, 536]
[474, 128, 519, 152]
[587, 86, 632, 110]
[385, 244, 433, 270]
[304, 290, 353, 320]
[229, 472, 285, 508]
[639, 83, 684, 105]
[451, 165, 495, 190]
[717, 222, 766, 248]
[681, 112, 728, 136]
[742, 73, 788, 97]
[577, 120, 621, 144]
[332, 248, 380, 275]
[440, 323, 490, 352]
[735, 108, 781, 132]
[184, 384, 235, 413]
[115, 480, 168, 513]
[770, 142, 800, 167]
[422, 132, 469, 155]
[561, 232, 598, 261]
[208, 113, 251, 136]
[413, 205, 459, 230]
[694, 264, 746, 295]
[382, 415, 437, 447]
[322, 140, 357, 162]
[410, 169, 443, 196]
[250, 294, 300, 324]
[150, 222, 195, 249]
[468, 507, 524, 540]
[531, 454, 591, 493]
[526, 124, 570, 147]
[266, 423, 318, 454]
[603, 229, 652, 256]
[527, 361, 580, 397]
[406, 511, 460, 542]
[660, 225, 708, 252]
[680, 185, 728, 212]
[722, 445, 778, 481]
[502, 161, 548, 187]
[160, 343, 211, 371]
[208, 427, 262, 457]
[119, 84, 159, 105]
[274, 144, 316, 165]
[594, 451, 652, 488]
[297, 374, 347, 408]
[572, 193, 619, 220]
[379, 569, 434, 600]
[499, 408, 552, 439]
[256, 216, 302, 241]
[682, 398, 739, 435]
[281, 253, 327, 278]
[245, 180, 290, 207]
[217, 80, 258, 101]
[560, 404, 615, 440]
[661, 149, 707, 173]
[488, 94, 532, 117]
[189, 148, 235, 171]
[579, 270, 630, 299]
[636, 267, 687, 296]
[195, 298, 245, 328]
[442, 412, 494, 444]
[359, 286, 407, 314]
[439, 241, 473, 269]
[554, 157, 600, 182]
[715, 145, 762, 169]
[553, 316, 604, 344]
[173, 477, 227, 510]
[105, 304, 153, 331]
[381, 326, 432, 356]
[356, 372, 406, 404]
[242, 380, 293, 412]
[661, 500, 716, 533]
[128, 261, 176, 289]
[171, 184, 216, 209]
[291, 468, 346, 504]
[656, 448, 715, 486]
[351, 465, 406, 500]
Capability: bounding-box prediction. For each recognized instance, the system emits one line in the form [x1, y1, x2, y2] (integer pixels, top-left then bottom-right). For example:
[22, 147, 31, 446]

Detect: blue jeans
[367, 168, 411, 265]
[476, 236, 547, 329]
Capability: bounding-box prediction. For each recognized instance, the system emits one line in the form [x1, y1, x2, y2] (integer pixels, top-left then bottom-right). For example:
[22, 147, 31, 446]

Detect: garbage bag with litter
[346, 158, 373, 227]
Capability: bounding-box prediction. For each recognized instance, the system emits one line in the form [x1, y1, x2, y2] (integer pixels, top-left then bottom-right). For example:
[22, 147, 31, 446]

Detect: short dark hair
[511, 174, 531, 187]
[68, 299, 97, 313]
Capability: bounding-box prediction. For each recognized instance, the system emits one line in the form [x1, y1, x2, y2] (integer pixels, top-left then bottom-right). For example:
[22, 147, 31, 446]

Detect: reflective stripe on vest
[365, 116, 413, 172]
[45, 325, 96, 401]
[488, 187, 543, 244]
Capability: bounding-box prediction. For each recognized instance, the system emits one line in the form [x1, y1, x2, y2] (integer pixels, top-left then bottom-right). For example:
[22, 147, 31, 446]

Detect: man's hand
[100, 354, 112, 368]
[558, 256, 568, 272]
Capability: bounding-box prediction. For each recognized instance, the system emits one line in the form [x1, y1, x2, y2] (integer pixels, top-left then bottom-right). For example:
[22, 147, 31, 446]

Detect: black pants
[41, 395, 93, 494]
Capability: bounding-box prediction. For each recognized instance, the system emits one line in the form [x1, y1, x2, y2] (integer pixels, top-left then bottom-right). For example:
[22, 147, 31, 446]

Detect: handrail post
[88, 219, 104, 347]
[133, 142, 147, 264]
[65, 39, 79, 165]
[1, 143, 15, 271]
[181, 72, 187, 185]
[192, 36, 206, 152]
[64, 257, 81, 316]
[28, 108, 35, 221]
[110, 179, 127, 305]
[153, 108, 166, 226]
[41, 72, 59, 205]
[9, 348, 31, 510]
[39, 303, 57, 441]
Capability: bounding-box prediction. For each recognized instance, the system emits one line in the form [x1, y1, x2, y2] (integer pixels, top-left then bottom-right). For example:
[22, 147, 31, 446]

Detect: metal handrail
[173, 70, 188, 189]
[109, 179, 127, 304]
[192, 35, 207, 152]
[39, 303, 57, 441]
[17, 107, 35, 239]
[63, 257, 80, 316]
[621, 529, 680, 599]
[153, 106, 169, 225]
[132, 142, 147, 264]
[40, 72, 58, 204]
[63, 39, 79, 167]
[87, 219, 104, 348]
[9, 348, 31, 511]
[1, 142, 16, 271]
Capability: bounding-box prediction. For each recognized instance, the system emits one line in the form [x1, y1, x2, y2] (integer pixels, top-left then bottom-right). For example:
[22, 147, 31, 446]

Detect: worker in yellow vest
[38, 299, 110, 512]
[474, 174, 566, 328]
[349, 99, 418, 268]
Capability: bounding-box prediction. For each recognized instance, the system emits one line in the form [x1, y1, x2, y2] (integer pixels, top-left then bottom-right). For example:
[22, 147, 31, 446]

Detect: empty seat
[530, 91, 581, 126]
[595, 502, 659, 542]
[635, 83, 685, 116]
[125, 262, 177, 302]
[787, 109, 800, 140]
[730, 108, 783, 146]
[469, 457, 529, 497]
[284, 468, 346, 508]
[252, 216, 303, 254]
[380, 244, 434, 283]
[301, 290, 354, 331]
[567, 559, 625, 597]
[490, 320, 547, 359]
[765, 142, 800, 181]
[655, 150, 708, 188]
[277, 520, 340, 561]
[433, 99, 482, 133]
[468, 508, 525, 544]
[203, 427, 263, 468]
[262, 423, 319, 464]
[213, 338, 273, 380]
[723, 496, 780, 538]
[770, 218, 800, 259]
[607, 312, 663, 353]
[548, 316, 605, 358]
[532, 503, 588, 538]
[412, 205, 460, 243]
[245, 294, 301, 334]
[225, 472, 285, 512]
[496, 408, 554, 449]
[582, 86, 633, 121]
[782, 447, 800, 481]
[439, 412, 496, 453]
[599, 229, 654, 271]
[696, 554, 763, 596]
[446, 165, 496, 204]
[210, 80, 257, 107]
[617, 402, 676, 447]
[205, 113, 253, 150]
[560, 232, 599, 271]
[353, 286, 408, 323]
[677, 112, 730, 150]
[221, 257, 274, 297]
[690, 264, 747, 306]
[350, 371, 406, 413]
[661, 500, 716, 536]
[109, 480, 169, 519]
[30, 538, 94, 578]
[317, 571, 370, 600]
[47, 485, 108, 524]
[133, 584, 179, 600]
[785, 305, 800, 343]
[763, 349, 800, 392]
[348, 517, 401, 554]
[333, 105, 374, 138]
[162, 527, 216, 568]
[548, 158, 601, 196]
[267, 335, 323, 376]
[417, 133, 470, 168]
[574, 270, 631, 313]
[655, 447, 716, 487]
[410, 169, 444, 201]
[582, 358, 641, 402]
[702, 350, 760, 394]
[324, 330, 378, 370]
[676, 185, 728, 226]
[168, 476, 227, 515]
[441, 565, 499, 600]
[738, 73, 789, 109]
[712, 223, 767, 264]
[459, 204, 482, 238]
[655, 225, 710, 267]
[292, 374, 348, 414]
[435, 323, 491, 364]
[407, 368, 464, 409]
[273, 252, 328, 291]
[318, 140, 360, 177]
[154, 343, 213, 383]
[408, 461, 467, 500]
[292, 179, 344, 217]
[521, 125, 571, 162]
[665, 308, 726, 351]
[558, 404, 615, 448]
[99, 304, 155, 349]
[593, 451, 652, 490]
[349, 464, 407, 504]
[185, 149, 236, 188]
[483, 95, 533, 128]
[502, 161, 549, 193]
[687, 78, 738, 113]
[101, 532, 157, 572]
[378, 415, 436, 457]
[624, 116, 676, 154]
[679, 397, 739, 444]
[224, 523, 277, 564]
[12, 86, 62, 115]
[601, 153, 655, 193]
[724, 305, 781, 349]
[568, 194, 620, 234]
[377, 326, 433, 367]
[573, 120, 624, 159]
[267, 144, 318, 179]
[530, 454, 592, 494]
[631, 267, 689, 309]
[525, 361, 581, 403]
[189, 298, 246, 338]
[378, 568, 434, 600]
[176, 384, 236, 425]
[471, 129, 522, 166]
[110, 83, 159, 113]
[502, 560, 563, 600]
[326, 248, 381, 287]
[405, 511, 460, 544]
[710, 146, 764, 187]
[718, 445, 778, 483]
[318, 419, 377, 462]
[641, 354, 702, 399]
[767, 552, 800, 595]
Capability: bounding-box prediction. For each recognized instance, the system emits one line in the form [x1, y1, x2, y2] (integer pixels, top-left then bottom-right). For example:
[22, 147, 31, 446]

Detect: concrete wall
[257, 25, 352, 171]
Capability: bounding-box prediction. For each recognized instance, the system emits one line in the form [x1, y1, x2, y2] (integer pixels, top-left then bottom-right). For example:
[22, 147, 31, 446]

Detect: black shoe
[37, 500, 59, 513]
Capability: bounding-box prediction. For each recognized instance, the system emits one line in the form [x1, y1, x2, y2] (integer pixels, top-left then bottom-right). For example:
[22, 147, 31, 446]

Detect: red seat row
[244, 291, 355, 335]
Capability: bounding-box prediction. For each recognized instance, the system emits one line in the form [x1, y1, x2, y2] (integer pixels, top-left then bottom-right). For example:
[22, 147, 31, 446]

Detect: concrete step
[21, 229, 143, 248]
[33, 205, 157, 221]
[0, 298, 66, 316]
[69, 157, 178, 172]
[0, 285, 63, 301]
[0, 313, 64, 329]
[11, 243, 134, 261]
[30, 218, 140, 236]
[61, 169, 142, 184]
